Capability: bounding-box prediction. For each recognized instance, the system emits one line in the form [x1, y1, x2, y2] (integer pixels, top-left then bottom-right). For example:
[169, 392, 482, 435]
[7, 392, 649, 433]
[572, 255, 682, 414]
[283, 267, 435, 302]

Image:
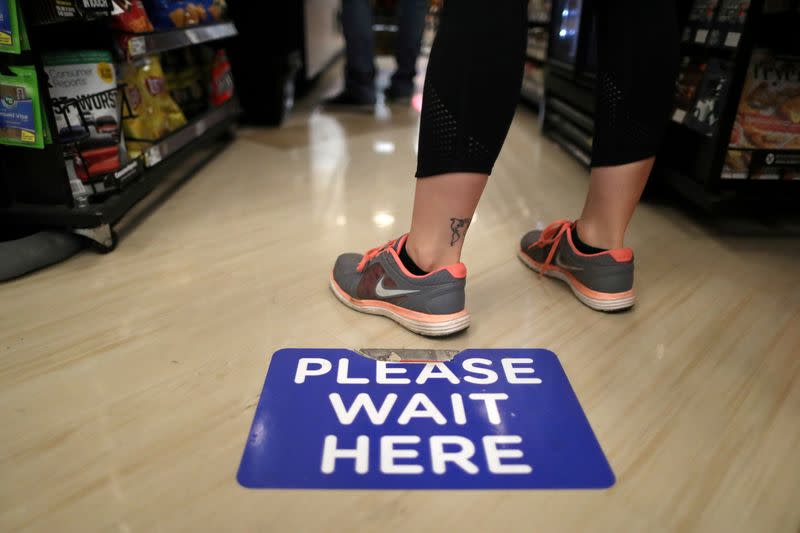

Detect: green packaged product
[0, 0, 21, 54]
[0, 65, 45, 148]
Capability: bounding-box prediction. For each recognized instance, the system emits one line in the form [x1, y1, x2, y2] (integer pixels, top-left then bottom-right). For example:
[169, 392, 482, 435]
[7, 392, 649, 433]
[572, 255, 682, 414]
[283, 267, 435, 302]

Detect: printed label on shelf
[695, 29, 709, 44]
[672, 109, 687, 123]
[186, 28, 202, 44]
[69, 179, 88, 195]
[145, 146, 162, 167]
[128, 36, 146, 57]
[237, 349, 615, 490]
[724, 32, 741, 48]
[194, 120, 206, 137]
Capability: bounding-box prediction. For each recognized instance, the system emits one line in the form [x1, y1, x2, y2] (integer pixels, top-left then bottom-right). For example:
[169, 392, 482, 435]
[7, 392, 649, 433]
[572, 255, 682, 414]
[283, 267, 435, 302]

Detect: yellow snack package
[121, 55, 187, 158]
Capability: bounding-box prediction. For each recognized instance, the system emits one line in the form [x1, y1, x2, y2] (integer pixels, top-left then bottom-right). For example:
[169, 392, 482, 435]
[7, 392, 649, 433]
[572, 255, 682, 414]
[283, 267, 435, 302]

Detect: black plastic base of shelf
[0, 102, 239, 229]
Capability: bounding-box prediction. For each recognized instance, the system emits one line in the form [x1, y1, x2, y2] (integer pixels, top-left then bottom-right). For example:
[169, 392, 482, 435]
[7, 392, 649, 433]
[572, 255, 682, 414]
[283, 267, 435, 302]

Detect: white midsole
[329, 278, 470, 336]
[517, 250, 635, 312]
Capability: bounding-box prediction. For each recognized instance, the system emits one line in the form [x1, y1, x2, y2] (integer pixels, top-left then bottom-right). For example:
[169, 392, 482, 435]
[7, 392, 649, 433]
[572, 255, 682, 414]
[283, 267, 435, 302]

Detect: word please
[295, 357, 543, 385]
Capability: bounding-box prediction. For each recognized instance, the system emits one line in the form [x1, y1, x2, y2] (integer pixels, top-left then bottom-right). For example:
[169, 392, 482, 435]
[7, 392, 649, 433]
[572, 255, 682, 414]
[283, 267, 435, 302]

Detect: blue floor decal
[237, 349, 615, 489]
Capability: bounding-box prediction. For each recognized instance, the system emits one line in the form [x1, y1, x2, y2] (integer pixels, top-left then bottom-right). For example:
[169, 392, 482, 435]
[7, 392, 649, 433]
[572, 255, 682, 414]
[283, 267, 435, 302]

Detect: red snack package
[209, 49, 234, 106]
[111, 0, 154, 33]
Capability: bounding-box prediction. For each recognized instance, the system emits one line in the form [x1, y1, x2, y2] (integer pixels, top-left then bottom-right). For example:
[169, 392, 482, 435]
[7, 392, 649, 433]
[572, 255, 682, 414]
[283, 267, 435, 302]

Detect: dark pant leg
[416, 0, 528, 177]
[591, 0, 680, 167]
[391, 0, 428, 92]
[342, 0, 376, 100]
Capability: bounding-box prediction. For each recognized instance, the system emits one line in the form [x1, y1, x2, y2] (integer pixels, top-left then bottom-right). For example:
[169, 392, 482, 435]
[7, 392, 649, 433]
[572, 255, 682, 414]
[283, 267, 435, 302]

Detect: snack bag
[209, 48, 234, 106]
[44, 50, 122, 182]
[143, 0, 208, 29]
[206, 0, 226, 21]
[121, 55, 187, 158]
[0, 65, 44, 148]
[0, 0, 20, 54]
[162, 48, 208, 119]
[111, 0, 154, 33]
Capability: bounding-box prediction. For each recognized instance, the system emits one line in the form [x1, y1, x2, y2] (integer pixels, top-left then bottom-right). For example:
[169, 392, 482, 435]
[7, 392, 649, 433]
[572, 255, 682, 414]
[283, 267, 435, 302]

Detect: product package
[143, 0, 205, 28]
[121, 54, 187, 158]
[722, 49, 800, 180]
[111, 0, 154, 32]
[672, 57, 707, 123]
[0, 66, 44, 148]
[0, 0, 20, 54]
[711, 0, 750, 48]
[28, 0, 113, 25]
[209, 48, 233, 106]
[682, 0, 720, 44]
[43, 50, 122, 184]
[684, 58, 733, 136]
[161, 47, 208, 119]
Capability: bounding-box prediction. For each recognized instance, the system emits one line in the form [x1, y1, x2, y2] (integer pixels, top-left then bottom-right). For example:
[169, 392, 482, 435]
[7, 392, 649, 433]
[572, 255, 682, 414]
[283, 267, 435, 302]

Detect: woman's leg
[405, 173, 488, 271]
[576, 158, 654, 250]
[405, 0, 528, 271]
[519, 0, 678, 311]
[331, 0, 527, 335]
[575, 0, 679, 251]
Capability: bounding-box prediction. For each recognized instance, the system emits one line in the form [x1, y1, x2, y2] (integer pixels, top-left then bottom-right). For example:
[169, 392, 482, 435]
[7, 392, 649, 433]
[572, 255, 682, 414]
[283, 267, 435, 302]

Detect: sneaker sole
[517, 249, 636, 312]
[329, 274, 470, 337]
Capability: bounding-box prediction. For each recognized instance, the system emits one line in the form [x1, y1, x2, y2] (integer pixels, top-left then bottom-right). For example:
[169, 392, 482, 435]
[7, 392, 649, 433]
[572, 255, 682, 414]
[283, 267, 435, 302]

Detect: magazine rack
[538, 0, 800, 212]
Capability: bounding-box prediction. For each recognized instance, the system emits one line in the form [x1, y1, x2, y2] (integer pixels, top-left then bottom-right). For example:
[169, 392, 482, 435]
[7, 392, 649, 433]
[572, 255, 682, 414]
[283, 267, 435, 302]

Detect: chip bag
[121, 55, 187, 158]
[209, 48, 233, 106]
[143, 0, 208, 29]
[111, 0, 154, 33]
[207, 0, 226, 21]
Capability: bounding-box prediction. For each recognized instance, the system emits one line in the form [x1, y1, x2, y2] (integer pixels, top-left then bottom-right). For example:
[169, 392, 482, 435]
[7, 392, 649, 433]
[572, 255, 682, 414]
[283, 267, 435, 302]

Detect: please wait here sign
[237, 349, 614, 489]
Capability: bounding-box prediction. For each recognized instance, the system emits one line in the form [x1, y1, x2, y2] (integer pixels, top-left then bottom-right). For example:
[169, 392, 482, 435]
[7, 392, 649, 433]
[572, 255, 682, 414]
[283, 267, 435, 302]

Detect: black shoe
[322, 90, 376, 111]
[385, 84, 414, 104]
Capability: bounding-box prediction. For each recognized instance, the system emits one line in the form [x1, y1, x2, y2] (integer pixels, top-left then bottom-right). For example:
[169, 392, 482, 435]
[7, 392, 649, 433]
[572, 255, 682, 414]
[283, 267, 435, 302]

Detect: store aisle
[1, 91, 799, 531]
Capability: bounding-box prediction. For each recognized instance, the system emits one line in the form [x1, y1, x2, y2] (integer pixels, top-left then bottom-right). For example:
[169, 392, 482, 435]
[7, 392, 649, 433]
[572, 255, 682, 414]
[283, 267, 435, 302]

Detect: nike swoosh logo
[375, 276, 420, 298]
[555, 253, 584, 272]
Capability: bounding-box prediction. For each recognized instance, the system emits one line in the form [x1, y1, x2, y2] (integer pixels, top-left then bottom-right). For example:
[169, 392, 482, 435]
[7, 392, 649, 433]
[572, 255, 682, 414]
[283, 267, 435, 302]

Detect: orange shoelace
[527, 219, 572, 276]
[357, 237, 401, 272]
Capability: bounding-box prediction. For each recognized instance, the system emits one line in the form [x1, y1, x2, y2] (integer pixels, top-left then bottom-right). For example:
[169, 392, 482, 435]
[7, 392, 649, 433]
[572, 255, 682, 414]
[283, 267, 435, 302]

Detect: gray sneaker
[331, 235, 470, 336]
[518, 220, 636, 311]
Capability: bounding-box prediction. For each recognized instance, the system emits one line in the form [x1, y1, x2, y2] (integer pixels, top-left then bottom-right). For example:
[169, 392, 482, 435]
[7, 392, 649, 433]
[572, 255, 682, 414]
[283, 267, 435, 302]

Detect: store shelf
[117, 22, 238, 60]
[0, 99, 240, 229]
[142, 99, 239, 167]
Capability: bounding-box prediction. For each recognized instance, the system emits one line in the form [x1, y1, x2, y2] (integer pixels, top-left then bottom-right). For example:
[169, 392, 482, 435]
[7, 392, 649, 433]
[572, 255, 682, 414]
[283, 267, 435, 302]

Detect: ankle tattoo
[449, 217, 472, 246]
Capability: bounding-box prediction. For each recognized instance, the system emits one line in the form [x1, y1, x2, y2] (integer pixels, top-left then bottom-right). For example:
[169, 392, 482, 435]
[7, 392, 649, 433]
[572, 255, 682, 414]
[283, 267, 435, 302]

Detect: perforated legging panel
[415, 0, 678, 177]
[591, 0, 679, 166]
[415, 0, 528, 177]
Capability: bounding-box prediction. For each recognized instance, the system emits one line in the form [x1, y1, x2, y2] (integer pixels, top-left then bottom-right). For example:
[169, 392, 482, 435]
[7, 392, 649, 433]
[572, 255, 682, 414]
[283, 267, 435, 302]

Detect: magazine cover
[673, 57, 707, 123]
[723, 49, 800, 179]
[685, 58, 734, 135]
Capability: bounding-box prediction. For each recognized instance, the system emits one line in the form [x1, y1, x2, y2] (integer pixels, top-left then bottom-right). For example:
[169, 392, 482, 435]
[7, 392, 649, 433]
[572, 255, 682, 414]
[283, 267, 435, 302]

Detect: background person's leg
[341, 0, 377, 102]
[388, 0, 428, 99]
[405, 0, 528, 271]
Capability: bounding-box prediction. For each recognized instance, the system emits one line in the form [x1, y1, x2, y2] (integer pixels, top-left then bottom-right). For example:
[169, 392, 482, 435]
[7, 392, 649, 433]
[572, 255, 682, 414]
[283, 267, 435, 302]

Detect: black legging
[416, 0, 679, 177]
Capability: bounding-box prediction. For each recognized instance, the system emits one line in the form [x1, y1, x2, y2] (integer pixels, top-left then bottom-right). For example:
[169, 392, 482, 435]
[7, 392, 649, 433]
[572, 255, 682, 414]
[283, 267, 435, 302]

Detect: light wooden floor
[2, 78, 799, 532]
